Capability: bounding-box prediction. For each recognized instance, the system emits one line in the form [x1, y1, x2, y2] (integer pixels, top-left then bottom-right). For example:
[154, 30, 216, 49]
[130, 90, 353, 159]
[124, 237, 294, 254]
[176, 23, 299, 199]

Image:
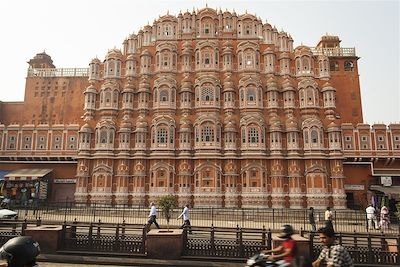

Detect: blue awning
[0, 170, 10, 181]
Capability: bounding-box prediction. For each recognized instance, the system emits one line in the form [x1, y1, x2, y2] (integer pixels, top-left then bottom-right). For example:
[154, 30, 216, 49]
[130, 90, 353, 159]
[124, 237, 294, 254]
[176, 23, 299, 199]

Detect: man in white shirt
[177, 204, 192, 233]
[365, 204, 379, 230]
[147, 202, 160, 229]
[324, 207, 334, 231]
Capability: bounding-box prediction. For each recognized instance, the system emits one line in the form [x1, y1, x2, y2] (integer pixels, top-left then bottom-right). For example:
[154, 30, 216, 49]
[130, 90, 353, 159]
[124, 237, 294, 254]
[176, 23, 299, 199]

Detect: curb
[38, 254, 245, 267]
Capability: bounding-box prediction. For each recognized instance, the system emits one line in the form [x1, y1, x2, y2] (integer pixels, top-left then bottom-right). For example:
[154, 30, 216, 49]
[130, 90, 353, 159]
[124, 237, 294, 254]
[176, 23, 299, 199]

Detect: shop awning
[370, 185, 400, 195]
[4, 169, 52, 181]
[0, 171, 10, 181]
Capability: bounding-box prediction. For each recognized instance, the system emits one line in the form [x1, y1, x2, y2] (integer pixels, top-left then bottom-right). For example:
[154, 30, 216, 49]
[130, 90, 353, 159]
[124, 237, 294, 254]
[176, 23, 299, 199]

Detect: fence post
[267, 228, 272, 250]
[96, 219, 102, 239]
[64, 200, 68, 223]
[367, 233, 373, 264]
[21, 219, 28, 236]
[114, 223, 120, 252]
[397, 235, 400, 264]
[182, 227, 188, 255]
[211, 225, 215, 255]
[11, 222, 17, 235]
[141, 224, 147, 254]
[261, 225, 266, 248]
[121, 220, 126, 239]
[309, 231, 315, 260]
[59, 222, 67, 250]
[92, 202, 96, 223]
[272, 209, 275, 230]
[211, 207, 214, 226]
[71, 218, 77, 239]
[36, 217, 41, 226]
[239, 228, 244, 258]
[88, 223, 93, 250]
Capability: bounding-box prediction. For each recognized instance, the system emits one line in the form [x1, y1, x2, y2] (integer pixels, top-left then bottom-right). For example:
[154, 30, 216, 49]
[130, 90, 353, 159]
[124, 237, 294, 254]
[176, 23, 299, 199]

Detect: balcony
[27, 68, 89, 77]
[310, 47, 356, 57]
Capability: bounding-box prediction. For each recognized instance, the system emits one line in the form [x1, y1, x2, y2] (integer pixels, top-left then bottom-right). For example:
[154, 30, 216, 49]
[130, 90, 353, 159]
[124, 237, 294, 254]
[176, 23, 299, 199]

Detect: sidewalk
[38, 254, 245, 267]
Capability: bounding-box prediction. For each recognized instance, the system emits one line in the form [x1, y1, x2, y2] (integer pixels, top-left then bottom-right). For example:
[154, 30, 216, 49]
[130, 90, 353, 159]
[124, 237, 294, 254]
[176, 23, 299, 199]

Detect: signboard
[53, 178, 76, 184]
[38, 181, 48, 200]
[381, 176, 392, 187]
[344, 184, 365, 190]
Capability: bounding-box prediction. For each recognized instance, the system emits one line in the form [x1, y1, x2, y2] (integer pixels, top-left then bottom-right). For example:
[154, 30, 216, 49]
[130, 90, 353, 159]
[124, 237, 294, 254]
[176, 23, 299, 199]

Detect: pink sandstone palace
[0, 7, 399, 209]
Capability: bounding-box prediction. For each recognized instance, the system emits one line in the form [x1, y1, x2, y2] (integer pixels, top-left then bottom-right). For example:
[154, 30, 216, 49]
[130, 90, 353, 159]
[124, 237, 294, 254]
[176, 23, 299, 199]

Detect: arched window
[344, 61, 354, 71]
[311, 129, 319, 143]
[100, 129, 107, 143]
[160, 90, 169, 102]
[157, 128, 168, 144]
[201, 126, 214, 142]
[248, 127, 259, 143]
[247, 88, 256, 102]
[201, 87, 214, 101]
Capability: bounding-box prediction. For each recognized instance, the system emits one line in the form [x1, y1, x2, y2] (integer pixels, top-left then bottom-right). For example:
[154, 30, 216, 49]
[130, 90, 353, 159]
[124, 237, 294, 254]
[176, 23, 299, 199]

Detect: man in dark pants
[177, 204, 192, 234]
[309, 207, 316, 232]
[147, 202, 160, 229]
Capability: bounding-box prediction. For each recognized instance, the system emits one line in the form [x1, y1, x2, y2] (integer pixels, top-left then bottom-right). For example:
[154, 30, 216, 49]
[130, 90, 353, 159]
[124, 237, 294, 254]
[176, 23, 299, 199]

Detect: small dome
[84, 84, 97, 94]
[136, 115, 147, 129]
[90, 58, 101, 64]
[262, 47, 274, 55]
[141, 49, 151, 56]
[80, 123, 93, 133]
[294, 45, 312, 57]
[106, 48, 122, 60]
[126, 54, 135, 60]
[285, 115, 298, 130]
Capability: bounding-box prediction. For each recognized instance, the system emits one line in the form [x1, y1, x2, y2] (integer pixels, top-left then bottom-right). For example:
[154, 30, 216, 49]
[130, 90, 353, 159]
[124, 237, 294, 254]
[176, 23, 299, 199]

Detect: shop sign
[344, 184, 365, 190]
[54, 178, 76, 184]
[39, 181, 48, 200]
[381, 176, 392, 187]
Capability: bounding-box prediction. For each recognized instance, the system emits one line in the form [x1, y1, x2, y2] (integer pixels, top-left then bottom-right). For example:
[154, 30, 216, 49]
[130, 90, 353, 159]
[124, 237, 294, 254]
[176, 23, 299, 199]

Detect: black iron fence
[0, 219, 398, 265]
[10, 201, 400, 234]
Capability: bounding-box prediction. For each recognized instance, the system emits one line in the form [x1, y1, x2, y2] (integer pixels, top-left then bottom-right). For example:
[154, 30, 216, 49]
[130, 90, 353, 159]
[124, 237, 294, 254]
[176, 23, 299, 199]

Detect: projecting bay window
[119, 132, 130, 149]
[287, 132, 299, 150]
[329, 132, 342, 150]
[135, 131, 146, 149]
[79, 133, 91, 150]
[270, 132, 282, 150]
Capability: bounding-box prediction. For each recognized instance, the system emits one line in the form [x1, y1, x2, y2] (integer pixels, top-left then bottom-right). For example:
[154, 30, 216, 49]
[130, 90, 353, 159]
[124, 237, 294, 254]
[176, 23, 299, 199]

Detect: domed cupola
[89, 58, 101, 81]
[104, 49, 122, 78]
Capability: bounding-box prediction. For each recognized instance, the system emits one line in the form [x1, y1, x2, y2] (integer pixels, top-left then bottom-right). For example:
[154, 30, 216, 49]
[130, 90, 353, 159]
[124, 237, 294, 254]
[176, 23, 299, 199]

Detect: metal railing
[27, 68, 89, 77]
[310, 47, 356, 57]
[0, 220, 398, 265]
[10, 201, 400, 234]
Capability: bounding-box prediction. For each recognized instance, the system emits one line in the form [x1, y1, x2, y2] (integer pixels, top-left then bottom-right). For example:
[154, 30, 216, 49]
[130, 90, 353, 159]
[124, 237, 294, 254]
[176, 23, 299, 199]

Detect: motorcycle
[245, 253, 311, 267]
[245, 253, 290, 267]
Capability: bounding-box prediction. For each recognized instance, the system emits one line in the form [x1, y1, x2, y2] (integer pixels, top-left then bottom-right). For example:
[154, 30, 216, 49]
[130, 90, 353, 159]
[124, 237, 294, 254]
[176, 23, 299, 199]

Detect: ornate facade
[0, 7, 399, 208]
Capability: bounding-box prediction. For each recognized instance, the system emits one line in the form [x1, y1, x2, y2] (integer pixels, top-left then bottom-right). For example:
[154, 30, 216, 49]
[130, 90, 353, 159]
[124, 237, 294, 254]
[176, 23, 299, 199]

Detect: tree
[158, 195, 178, 231]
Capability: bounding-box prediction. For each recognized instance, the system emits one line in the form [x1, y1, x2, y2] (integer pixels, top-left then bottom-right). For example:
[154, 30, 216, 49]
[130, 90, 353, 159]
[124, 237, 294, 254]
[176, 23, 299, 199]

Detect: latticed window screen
[248, 127, 259, 143]
[201, 87, 214, 101]
[157, 128, 168, 143]
[201, 126, 214, 142]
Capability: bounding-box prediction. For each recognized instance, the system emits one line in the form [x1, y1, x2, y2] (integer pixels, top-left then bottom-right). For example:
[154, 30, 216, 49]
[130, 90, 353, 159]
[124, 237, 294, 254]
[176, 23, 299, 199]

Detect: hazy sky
[0, 0, 398, 124]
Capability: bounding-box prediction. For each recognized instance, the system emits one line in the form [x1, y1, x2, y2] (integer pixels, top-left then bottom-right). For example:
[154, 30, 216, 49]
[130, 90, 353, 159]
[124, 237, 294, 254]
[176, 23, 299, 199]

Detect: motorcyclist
[262, 224, 297, 266]
[0, 236, 40, 267]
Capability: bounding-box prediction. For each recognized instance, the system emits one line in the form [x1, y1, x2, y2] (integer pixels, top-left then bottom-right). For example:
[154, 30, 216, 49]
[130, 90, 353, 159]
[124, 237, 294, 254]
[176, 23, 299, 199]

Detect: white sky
[0, 0, 399, 124]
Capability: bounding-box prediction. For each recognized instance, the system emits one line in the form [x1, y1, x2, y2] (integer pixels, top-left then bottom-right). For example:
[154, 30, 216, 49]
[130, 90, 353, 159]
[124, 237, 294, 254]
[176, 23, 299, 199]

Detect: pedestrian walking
[324, 207, 334, 231]
[147, 202, 160, 229]
[177, 204, 192, 234]
[365, 204, 379, 230]
[309, 207, 316, 232]
[379, 205, 390, 229]
[312, 227, 354, 267]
